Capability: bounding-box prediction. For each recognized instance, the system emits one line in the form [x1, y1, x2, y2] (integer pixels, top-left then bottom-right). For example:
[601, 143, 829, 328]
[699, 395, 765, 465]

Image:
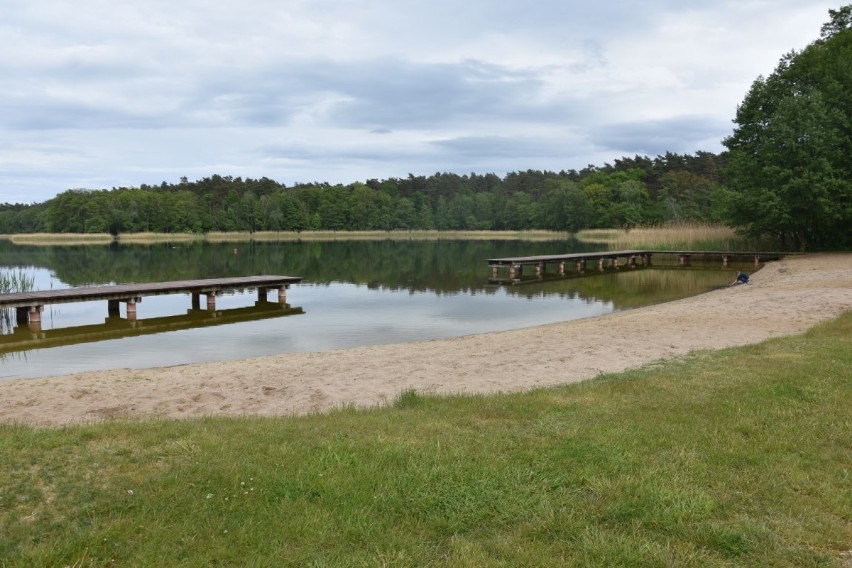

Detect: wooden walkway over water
[487, 250, 786, 281]
[0, 275, 302, 331]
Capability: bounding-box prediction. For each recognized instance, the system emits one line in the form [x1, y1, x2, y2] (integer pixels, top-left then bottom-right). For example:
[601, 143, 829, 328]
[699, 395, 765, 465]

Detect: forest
[0, 152, 724, 236]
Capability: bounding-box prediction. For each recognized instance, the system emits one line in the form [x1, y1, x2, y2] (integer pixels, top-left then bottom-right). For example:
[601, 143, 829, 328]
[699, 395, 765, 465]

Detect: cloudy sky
[0, 1, 834, 203]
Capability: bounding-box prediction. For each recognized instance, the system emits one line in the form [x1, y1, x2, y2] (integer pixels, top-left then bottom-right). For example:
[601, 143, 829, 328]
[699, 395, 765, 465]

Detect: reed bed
[3, 230, 570, 245]
[1, 233, 117, 246]
[576, 223, 767, 251]
[0, 270, 34, 295]
[204, 230, 570, 242]
[0, 269, 35, 334]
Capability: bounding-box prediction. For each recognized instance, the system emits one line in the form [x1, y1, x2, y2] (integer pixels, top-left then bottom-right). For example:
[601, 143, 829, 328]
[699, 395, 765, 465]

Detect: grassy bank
[1, 230, 570, 246]
[2, 313, 850, 566]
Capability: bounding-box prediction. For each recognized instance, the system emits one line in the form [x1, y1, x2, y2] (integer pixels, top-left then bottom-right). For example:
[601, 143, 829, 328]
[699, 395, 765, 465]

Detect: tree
[657, 171, 717, 221]
[722, 6, 852, 249]
[821, 5, 852, 38]
[579, 169, 649, 228]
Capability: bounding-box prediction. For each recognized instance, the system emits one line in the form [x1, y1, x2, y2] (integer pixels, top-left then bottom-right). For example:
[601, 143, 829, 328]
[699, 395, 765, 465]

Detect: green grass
[2, 313, 851, 566]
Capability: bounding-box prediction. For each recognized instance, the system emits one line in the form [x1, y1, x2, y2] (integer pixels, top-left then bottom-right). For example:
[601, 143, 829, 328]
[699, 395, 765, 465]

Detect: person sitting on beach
[730, 271, 749, 286]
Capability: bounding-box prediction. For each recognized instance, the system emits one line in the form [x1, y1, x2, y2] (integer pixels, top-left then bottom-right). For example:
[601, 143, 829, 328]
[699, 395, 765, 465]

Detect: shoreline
[1, 253, 850, 427]
[1, 230, 572, 246]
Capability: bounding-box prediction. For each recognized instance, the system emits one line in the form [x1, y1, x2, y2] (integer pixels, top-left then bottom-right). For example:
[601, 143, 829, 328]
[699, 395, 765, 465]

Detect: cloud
[431, 136, 562, 160]
[319, 59, 558, 130]
[589, 116, 730, 157]
[0, 0, 837, 203]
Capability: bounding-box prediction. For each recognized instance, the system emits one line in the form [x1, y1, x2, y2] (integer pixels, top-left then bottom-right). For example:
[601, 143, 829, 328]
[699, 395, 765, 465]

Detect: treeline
[0, 151, 725, 235]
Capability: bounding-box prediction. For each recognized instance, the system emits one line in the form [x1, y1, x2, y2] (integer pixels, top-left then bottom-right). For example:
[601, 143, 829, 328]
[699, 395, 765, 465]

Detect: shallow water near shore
[0, 239, 743, 379]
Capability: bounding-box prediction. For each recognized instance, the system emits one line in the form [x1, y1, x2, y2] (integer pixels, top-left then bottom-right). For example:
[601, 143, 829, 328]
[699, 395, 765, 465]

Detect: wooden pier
[0, 275, 302, 332]
[487, 250, 787, 282]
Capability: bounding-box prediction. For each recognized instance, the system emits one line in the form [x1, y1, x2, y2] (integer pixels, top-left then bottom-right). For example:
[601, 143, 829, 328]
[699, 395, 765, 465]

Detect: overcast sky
[0, 1, 834, 203]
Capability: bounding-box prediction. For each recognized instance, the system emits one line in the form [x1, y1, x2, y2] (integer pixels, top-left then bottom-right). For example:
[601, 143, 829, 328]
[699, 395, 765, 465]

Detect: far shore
[1, 253, 850, 427]
[1, 230, 571, 246]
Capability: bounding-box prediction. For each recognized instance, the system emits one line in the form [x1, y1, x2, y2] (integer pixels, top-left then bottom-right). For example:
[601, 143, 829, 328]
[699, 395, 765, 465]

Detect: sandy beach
[1, 253, 850, 427]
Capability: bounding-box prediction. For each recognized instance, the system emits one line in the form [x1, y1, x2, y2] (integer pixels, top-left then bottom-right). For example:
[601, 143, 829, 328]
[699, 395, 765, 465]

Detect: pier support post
[753, 255, 761, 269]
[559, 261, 565, 275]
[576, 261, 584, 273]
[126, 298, 138, 322]
[642, 253, 651, 266]
[28, 306, 42, 333]
[28, 305, 42, 324]
[206, 294, 216, 311]
[535, 262, 543, 277]
[679, 254, 690, 266]
[491, 266, 498, 279]
[598, 258, 604, 272]
[722, 255, 729, 267]
[612, 257, 619, 269]
[278, 287, 287, 304]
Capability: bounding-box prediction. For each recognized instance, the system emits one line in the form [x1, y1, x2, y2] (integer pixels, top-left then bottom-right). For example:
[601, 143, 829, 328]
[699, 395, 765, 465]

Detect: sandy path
[1, 253, 850, 427]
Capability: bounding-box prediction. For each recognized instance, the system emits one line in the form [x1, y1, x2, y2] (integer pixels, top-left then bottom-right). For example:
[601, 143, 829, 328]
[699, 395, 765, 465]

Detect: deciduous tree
[722, 5, 852, 249]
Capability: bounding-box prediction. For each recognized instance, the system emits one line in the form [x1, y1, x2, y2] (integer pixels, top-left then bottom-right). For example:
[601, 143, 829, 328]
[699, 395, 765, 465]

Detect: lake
[0, 238, 744, 379]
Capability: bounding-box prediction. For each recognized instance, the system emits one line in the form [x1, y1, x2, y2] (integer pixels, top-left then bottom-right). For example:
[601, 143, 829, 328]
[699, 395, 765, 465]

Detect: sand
[1, 253, 850, 427]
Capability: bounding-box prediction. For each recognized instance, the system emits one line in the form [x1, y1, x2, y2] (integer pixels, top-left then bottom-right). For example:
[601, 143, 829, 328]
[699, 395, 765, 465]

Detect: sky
[0, 1, 836, 204]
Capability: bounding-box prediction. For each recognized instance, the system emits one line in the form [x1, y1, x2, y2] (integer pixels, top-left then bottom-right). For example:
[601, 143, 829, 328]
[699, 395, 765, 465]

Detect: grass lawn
[1, 313, 850, 567]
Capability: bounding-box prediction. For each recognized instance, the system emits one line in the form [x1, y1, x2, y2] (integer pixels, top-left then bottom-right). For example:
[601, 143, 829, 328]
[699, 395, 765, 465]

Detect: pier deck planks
[0, 275, 303, 309]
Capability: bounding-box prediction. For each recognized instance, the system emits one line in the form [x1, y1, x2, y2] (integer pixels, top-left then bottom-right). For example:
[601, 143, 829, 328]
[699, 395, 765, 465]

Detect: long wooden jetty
[487, 250, 786, 281]
[0, 275, 302, 331]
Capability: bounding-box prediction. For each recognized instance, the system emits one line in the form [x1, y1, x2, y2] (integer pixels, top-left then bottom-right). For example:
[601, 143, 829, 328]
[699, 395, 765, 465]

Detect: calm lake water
[0, 239, 745, 379]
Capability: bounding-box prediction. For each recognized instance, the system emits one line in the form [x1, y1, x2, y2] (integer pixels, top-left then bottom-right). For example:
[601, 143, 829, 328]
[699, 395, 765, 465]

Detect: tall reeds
[0, 269, 35, 334]
[576, 222, 775, 251]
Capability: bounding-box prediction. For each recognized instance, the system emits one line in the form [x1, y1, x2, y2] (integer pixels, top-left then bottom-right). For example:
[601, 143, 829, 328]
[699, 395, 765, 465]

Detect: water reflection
[0, 238, 600, 291]
[0, 239, 751, 379]
[498, 262, 744, 308]
[0, 301, 303, 355]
